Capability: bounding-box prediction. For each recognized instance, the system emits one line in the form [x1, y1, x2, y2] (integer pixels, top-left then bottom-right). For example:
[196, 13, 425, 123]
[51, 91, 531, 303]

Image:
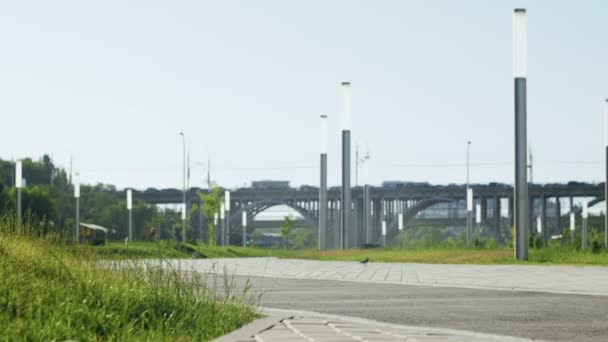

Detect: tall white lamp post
[127, 189, 133, 242]
[74, 172, 80, 244]
[341, 82, 352, 249]
[225, 190, 231, 245]
[15, 160, 22, 230]
[513, 8, 529, 260]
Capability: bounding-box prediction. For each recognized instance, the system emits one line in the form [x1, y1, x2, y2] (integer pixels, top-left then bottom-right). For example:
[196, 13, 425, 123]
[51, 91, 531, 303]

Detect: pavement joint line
[283, 318, 316, 342]
[326, 321, 364, 341]
[261, 307, 550, 342]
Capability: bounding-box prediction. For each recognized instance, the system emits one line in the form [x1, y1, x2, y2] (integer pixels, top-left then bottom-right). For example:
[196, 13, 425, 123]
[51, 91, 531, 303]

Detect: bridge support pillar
[198, 198, 204, 242]
[541, 196, 547, 241]
[373, 199, 382, 244]
[480, 197, 487, 224]
[555, 196, 561, 236]
[364, 185, 371, 244]
[494, 196, 502, 244]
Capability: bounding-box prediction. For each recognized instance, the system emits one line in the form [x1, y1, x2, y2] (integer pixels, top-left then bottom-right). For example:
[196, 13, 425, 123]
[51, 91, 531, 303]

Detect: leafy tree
[199, 187, 223, 246]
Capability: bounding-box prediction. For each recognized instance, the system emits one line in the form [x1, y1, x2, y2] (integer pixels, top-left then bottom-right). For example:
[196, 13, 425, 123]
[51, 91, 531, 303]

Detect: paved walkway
[165, 257, 608, 296]
[214, 309, 542, 342]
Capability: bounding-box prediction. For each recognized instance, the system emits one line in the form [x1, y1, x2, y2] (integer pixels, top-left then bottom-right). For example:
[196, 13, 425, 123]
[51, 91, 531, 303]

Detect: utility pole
[513, 9, 529, 260]
[341, 82, 352, 249]
[319, 114, 328, 251]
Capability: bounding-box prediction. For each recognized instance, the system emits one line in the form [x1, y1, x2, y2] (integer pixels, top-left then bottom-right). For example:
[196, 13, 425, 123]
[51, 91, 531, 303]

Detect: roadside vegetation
[82, 239, 608, 266]
[0, 217, 259, 341]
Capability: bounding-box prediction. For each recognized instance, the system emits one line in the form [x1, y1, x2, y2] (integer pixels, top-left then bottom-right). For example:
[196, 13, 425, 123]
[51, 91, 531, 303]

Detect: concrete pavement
[168, 258, 608, 341]
[215, 308, 543, 342]
[165, 257, 608, 296]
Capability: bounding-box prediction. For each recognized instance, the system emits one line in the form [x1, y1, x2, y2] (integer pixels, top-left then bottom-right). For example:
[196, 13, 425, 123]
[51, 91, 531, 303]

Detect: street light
[466, 187, 473, 246]
[225, 190, 231, 245]
[220, 202, 225, 246]
[180, 132, 186, 242]
[127, 189, 133, 242]
[341, 81, 352, 249]
[604, 99, 608, 248]
[475, 203, 481, 240]
[466, 141, 471, 187]
[513, 8, 529, 260]
[242, 210, 247, 247]
[74, 172, 80, 244]
[319, 114, 328, 251]
[381, 220, 386, 247]
[15, 160, 22, 230]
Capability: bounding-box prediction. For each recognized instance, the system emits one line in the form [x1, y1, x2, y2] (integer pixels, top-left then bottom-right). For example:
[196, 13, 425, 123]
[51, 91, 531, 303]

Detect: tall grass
[0, 215, 259, 340]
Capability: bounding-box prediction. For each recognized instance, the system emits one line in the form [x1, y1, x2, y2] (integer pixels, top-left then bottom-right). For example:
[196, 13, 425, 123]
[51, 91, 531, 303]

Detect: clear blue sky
[1, 0, 607, 190]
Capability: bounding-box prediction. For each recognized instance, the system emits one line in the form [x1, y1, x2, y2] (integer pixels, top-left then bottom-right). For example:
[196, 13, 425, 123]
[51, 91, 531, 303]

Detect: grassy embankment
[89, 241, 608, 266]
[0, 220, 259, 340]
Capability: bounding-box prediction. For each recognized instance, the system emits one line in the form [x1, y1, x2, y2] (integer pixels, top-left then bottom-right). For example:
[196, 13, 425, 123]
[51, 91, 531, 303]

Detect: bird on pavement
[360, 258, 369, 264]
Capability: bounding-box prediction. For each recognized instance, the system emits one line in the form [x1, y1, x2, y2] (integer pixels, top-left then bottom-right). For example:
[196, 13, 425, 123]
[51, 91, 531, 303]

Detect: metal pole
[180, 132, 186, 242]
[15, 160, 22, 232]
[513, 9, 529, 260]
[17, 188, 21, 231]
[341, 82, 352, 249]
[381, 220, 386, 247]
[76, 197, 80, 244]
[127, 189, 133, 242]
[319, 115, 328, 251]
[220, 203, 225, 246]
[570, 212, 575, 241]
[320, 154, 328, 251]
[74, 172, 80, 244]
[225, 190, 231, 246]
[128, 209, 133, 242]
[604, 99, 608, 248]
[467, 188, 473, 246]
[476, 203, 481, 241]
[364, 185, 371, 244]
[467, 141, 471, 186]
[466, 141, 472, 246]
[242, 210, 247, 247]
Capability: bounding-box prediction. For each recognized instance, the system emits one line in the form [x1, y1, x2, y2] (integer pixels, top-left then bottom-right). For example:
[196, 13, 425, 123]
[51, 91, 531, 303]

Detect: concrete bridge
[132, 182, 604, 248]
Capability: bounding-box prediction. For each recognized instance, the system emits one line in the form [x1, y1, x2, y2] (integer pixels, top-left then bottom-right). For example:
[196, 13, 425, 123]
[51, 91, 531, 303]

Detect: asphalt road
[231, 275, 608, 342]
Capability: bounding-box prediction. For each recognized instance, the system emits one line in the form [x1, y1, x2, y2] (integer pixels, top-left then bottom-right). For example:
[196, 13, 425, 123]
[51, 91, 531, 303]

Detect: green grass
[288, 247, 608, 265]
[88, 241, 298, 259]
[84, 241, 608, 266]
[0, 222, 259, 340]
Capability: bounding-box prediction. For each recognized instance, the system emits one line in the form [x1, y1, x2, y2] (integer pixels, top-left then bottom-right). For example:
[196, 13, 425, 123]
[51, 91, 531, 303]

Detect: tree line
[0, 155, 184, 241]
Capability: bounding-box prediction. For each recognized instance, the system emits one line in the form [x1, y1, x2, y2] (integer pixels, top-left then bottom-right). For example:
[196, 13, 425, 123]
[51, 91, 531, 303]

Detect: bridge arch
[228, 199, 318, 233]
[384, 197, 458, 243]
